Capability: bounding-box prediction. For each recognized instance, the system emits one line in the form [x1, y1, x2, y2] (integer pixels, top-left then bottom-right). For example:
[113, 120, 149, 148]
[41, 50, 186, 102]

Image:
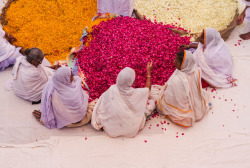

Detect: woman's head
[116, 67, 135, 91]
[176, 50, 196, 74]
[24, 48, 44, 67]
[52, 67, 74, 86]
[175, 50, 185, 70]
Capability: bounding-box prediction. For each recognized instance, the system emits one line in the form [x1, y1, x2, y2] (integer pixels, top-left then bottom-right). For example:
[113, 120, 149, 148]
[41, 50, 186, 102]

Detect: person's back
[39, 67, 90, 129]
[152, 50, 211, 127]
[11, 48, 54, 103]
[92, 65, 155, 138]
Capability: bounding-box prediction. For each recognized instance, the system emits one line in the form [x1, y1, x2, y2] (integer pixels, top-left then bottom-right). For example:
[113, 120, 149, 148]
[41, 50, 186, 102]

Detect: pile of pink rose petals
[77, 17, 190, 100]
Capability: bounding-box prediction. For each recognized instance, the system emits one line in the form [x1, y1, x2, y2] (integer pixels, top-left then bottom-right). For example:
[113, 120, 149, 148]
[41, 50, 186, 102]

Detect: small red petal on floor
[167, 123, 170, 125]
[212, 112, 213, 114]
[162, 128, 164, 130]
[222, 125, 224, 127]
[149, 127, 151, 129]
[232, 110, 235, 112]
[225, 99, 227, 101]
[164, 121, 166, 124]
[213, 96, 215, 98]
[235, 44, 237, 46]
[156, 124, 159, 127]
[182, 133, 184, 135]
[165, 128, 166, 131]
[144, 140, 147, 143]
[176, 136, 178, 138]
[150, 125, 152, 126]
[176, 132, 178, 134]
[85, 137, 87, 140]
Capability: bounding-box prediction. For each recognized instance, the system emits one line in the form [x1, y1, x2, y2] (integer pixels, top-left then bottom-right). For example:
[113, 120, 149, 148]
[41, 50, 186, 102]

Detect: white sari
[243, 0, 250, 22]
[154, 51, 210, 127]
[9, 56, 54, 102]
[91, 67, 151, 138]
[193, 28, 236, 88]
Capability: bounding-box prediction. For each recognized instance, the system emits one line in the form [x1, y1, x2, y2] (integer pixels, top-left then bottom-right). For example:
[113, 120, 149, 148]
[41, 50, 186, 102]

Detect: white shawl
[193, 28, 236, 88]
[157, 51, 210, 127]
[11, 56, 54, 102]
[92, 67, 149, 138]
[0, 28, 16, 62]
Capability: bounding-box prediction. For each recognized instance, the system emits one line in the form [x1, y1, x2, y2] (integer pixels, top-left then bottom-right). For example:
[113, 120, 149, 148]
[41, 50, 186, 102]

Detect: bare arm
[188, 43, 198, 48]
[145, 61, 153, 90]
[238, 6, 250, 25]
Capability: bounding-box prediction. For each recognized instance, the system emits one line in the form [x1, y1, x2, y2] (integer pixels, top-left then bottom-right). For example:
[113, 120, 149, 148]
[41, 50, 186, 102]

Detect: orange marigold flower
[3, 0, 107, 64]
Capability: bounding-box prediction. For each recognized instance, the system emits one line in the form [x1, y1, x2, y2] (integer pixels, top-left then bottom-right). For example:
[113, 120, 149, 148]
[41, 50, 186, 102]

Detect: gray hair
[24, 48, 44, 63]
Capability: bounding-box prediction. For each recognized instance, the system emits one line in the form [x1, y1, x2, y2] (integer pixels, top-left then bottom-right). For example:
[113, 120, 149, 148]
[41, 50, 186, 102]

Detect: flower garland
[77, 17, 190, 100]
[3, 0, 108, 63]
[134, 0, 242, 36]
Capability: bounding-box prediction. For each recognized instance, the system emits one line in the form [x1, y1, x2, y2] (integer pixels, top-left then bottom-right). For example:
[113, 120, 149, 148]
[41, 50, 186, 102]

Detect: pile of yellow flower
[3, 0, 108, 63]
[135, 0, 242, 36]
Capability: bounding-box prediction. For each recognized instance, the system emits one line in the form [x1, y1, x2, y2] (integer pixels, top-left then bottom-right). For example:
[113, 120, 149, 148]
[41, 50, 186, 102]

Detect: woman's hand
[237, 14, 245, 25]
[147, 60, 153, 75]
[50, 64, 61, 70]
[179, 44, 189, 50]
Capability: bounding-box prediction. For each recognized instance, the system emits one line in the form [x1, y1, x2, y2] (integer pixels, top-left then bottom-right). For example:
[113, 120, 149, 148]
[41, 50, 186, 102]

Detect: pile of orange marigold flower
[3, 0, 108, 63]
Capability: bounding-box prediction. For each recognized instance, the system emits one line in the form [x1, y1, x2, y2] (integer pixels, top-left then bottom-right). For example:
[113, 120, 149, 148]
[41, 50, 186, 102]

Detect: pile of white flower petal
[135, 0, 242, 35]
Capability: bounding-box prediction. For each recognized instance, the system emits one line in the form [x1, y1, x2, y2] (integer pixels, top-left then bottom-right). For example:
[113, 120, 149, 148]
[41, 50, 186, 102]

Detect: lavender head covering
[41, 67, 89, 129]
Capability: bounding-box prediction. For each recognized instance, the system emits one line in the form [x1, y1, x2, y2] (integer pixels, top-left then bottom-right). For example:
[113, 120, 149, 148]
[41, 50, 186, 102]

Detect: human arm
[4, 32, 17, 43]
[179, 43, 198, 50]
[145, 61, 153, 90]
[237, 6, 250, 25]
[49, 64, 61, 70]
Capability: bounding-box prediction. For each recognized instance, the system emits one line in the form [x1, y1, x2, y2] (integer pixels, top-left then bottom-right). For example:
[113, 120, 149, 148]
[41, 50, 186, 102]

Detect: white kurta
[97, 0, 134, 16]
[11, 56, 54, 102]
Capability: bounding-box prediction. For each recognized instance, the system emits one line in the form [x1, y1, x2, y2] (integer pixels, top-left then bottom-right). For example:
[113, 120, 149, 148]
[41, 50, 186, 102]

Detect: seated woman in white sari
[33, 67, 91, 129]
[151, 50, 211, 127]
[237, 0, 250, 40]
[0, 27, 23, 71]
[91, 63, 156, 138]
[7, 48, 59, 104]
[179, 28, 236, 88]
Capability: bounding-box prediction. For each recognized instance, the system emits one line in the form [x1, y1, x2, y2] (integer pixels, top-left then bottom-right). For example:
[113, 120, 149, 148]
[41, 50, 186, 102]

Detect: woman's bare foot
[239, 32, 250, 40]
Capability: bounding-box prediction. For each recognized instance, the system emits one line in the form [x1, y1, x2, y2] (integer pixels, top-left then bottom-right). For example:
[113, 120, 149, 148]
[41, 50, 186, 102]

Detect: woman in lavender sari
[33, 67, 91, 129]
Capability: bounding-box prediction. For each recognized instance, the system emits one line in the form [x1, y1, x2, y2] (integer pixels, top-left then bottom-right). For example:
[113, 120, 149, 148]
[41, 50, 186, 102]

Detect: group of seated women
[1, 27, 236, 138]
